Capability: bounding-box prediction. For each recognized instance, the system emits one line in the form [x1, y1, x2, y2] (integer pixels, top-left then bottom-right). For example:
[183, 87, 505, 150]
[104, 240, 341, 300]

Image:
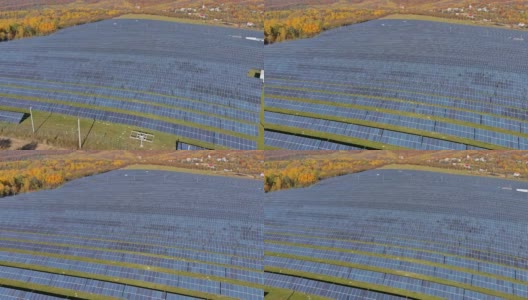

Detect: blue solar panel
[265, 169, 528, 299]
[177, 142, 209, 150]
[0, 110, 24, 124]
[0, 169, 264, 299]
[264, 19, 528, 150]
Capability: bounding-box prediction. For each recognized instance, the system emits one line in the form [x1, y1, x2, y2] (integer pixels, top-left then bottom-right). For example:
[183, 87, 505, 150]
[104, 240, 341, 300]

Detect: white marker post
[29, 107, 35, 134]
[78, 118, 81, 149]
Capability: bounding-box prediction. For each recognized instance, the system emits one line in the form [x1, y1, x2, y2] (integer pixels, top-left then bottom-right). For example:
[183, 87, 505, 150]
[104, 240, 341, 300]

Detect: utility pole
[78, 118, 81, 149]
[30, 107, 35, 134]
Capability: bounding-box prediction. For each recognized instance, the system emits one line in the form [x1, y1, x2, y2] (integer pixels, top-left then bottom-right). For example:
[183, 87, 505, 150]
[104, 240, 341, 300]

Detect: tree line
[0, 8, 120, 42]
[0, 158, 125, 197]
[265, 1, 528, 44]
[265, 8, 388, 44]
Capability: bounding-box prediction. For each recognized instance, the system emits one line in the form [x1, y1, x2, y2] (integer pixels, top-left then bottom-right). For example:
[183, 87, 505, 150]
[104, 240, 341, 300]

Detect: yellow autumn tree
[45, 173, 64, 186]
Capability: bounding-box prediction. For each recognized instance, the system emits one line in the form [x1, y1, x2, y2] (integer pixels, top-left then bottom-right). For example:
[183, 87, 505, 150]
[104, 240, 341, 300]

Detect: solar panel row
[264, 19, 528, 150]
[0, 110, 24, 124]
[176, 142, 209, 150]
[264, 170, 528, 299]
[0, 19, 263, 149]
[0, 170, 264, 299]
[265, 111, 481, 150]
[0, 96, 257, 149]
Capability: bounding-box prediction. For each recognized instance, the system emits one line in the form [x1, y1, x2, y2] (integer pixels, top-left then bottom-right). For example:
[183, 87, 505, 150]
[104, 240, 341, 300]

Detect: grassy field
[124, 163, 260, 180]
[0, 109, 194, 150]
[383, 13, 526, 31]
[117, 14, 262, 31]
[379, 163, 525, 181]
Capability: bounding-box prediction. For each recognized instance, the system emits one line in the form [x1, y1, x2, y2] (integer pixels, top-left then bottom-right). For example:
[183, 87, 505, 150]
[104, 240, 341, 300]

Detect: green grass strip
[265, 266, 442, 300]
[0, 229, 253, 262]
[264, 288, 293, 300]
[0, 83, 256, 125]
[0, 92, 257, 142]
[0, 105, 226, 150]
[264, 287, 332, 300]
[383, 14, 526, 33]
[264, 123, 409, 150]
[266, 76, 528, 115]
[265, 231, 528, 273]
[0, 237, 258, 272]
[265, 92, 528, 142]
[0, 260, 236, 300]
[265, 106, 507, 150]
[266, 244, 528, 289]
[0, 277, 122, 300]
[0, 75, 256, 114]
[117, 14, 261, 32]
[0, 106, 28, 114]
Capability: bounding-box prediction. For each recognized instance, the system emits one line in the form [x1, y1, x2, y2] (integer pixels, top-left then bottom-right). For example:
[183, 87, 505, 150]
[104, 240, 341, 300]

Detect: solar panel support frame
[130, 130, 154, 148]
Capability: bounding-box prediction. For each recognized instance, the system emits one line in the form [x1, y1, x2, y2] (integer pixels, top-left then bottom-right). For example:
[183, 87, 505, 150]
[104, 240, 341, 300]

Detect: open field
[383, 13, 527, 29]
[263, 18, 528, 151]
[0, 15, 263, 150]
[116, 13, 262, 31]
[0, 110, 194, 150]
[0, 168, 264, 299]
[264, 168, 528, 299]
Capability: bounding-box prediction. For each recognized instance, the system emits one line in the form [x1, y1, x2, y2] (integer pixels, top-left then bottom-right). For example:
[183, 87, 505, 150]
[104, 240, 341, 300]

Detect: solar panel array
[0, 18, 263, 149]
[264, 19, 528, 150]
[265, 131, 363, 150]
[264, 169, 528, 299]
[0, 110, 25, 124]
[0, 170, 264, 299]
[176, 142, 209, 150]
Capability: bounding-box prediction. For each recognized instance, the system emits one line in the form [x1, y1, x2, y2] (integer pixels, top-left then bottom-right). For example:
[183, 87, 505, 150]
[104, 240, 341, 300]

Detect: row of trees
[264, 157, 386, 192]
[265, 8, 388, 44]
[264, 150, 528, 192]
[0, 8, 120, 42]
[265, 1, 528, 44]
[0, 158, 125, 197]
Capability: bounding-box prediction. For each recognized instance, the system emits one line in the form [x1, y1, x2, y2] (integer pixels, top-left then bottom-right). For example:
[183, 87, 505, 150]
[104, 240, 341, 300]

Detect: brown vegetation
[0, 8, 121, 42]
[265, 0, 528, 44]
[265, 8, 388, 43]
[0, 150, 264, 197]
[0, 0, 263, 42]
[264, 150, 528, 192]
